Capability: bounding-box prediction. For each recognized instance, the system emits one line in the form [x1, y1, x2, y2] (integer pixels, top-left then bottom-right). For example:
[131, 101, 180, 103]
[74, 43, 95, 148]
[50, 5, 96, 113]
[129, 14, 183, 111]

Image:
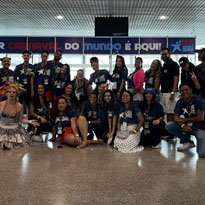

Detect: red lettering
[36, 43, 42, 50]
[56, 43, 62, 50]
[21, 43, 27, 50]
[49, 43, 55, 50]
[182, 39, 194, 46]
[8, 42, 14, 49]
[41, 42, 48, 50]
[8, 42, 27, 50]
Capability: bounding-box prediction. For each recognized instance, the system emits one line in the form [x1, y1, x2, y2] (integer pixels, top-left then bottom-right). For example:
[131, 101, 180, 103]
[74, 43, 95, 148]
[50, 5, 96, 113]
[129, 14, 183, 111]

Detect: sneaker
[166, 135, 175, 141]
[28, 131, 34, 137]
[107, 138, 112, 145]
[152, 142, 161, 149]
[32, 135, 43, 142]
[177, 142, 195, 151]
[161, 135, 169, 140]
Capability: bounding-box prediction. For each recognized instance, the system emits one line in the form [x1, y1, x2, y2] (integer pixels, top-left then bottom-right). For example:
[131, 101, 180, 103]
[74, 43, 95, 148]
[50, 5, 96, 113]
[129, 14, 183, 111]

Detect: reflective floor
[0, 134, 205, 205]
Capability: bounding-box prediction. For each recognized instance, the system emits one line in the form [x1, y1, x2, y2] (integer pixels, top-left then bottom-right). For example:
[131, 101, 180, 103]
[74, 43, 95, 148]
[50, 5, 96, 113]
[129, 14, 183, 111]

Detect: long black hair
[121, 90, 135, 111]
[139, 92, 156, 114]
[102, 90, 115, 112]
[33, 84, 49, 109]
[113, 55, 127, 74]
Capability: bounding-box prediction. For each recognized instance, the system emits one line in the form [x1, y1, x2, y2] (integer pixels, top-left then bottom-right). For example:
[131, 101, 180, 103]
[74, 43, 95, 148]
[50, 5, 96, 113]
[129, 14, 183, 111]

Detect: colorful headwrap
[0, 82, 26, 99]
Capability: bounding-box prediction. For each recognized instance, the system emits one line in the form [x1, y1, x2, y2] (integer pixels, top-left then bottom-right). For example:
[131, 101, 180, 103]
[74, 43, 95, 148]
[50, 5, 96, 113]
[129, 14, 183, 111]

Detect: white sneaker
[152, 142, 161, 149]
[32, 135, 43, 142]
[107, 138, 112, 145]
[177, 142, 195, 151]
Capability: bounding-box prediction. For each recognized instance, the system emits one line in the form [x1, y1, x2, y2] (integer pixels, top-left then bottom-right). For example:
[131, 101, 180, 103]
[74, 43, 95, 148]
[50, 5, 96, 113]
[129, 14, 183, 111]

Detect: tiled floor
[0, 134, 205, 205]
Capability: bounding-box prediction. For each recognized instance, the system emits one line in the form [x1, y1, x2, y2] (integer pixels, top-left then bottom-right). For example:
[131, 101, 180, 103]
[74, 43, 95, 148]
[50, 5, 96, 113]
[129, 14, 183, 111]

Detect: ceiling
[0, 0, 205, 45]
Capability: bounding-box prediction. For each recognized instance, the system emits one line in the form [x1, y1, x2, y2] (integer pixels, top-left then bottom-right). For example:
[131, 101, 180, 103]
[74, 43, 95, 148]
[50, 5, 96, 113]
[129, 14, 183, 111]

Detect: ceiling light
[56, 15, 64, 20]
[159, 15, 168, 20]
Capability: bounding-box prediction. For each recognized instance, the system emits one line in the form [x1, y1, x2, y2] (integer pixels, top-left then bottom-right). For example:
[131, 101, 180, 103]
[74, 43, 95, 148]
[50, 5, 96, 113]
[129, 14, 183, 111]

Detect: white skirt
[0, 122, 31, 149]
[114, 124, 144, 153]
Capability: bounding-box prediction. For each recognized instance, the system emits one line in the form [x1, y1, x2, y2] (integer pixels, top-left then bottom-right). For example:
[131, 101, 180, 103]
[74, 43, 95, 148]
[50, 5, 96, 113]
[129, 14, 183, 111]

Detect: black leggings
[27, 117, 51, 135]
[140, 128, 161, 147]
[87, 124, 104, 140]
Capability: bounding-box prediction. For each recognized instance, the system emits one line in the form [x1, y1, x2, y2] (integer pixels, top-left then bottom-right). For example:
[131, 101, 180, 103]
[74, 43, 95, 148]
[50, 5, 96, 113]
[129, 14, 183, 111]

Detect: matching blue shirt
[14, 63, 34, 91]
[174, 95, 203, 129]
[33, 63, 54, 91]
[83, 102, 104, 122]
[51, 109, 78, 129]
[119, 104, 141, 124]
[89, 69, 111, 90]
[127, 72, 136, 89]
[111, 67, 128, 94]
[0, 68, 15, 86]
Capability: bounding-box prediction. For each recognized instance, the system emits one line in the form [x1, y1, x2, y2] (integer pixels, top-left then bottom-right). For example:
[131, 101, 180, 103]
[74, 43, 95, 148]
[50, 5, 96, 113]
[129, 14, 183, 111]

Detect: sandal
[76, 141, 87, 149]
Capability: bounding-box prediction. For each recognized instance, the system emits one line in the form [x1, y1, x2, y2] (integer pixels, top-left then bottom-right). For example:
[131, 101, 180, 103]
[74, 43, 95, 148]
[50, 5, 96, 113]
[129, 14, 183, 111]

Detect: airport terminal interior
[1, 1, 205, 205]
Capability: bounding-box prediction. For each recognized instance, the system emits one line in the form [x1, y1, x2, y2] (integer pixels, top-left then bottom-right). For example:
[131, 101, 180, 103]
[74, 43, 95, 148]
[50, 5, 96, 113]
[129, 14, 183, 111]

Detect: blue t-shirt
[127, 71, 136, 89]
[47, 60, 63, 74]
[140, 102, 164, 129]
[14, 63, 34, 91]
[89, 69, 111, 90]
[53, 73, 70, 96]
[145, 71, 157, 89]
[83, 102, 104, 122]
[51, 108, 78, 129]
[104, 101, 122, 119]
[0, 68, 15, 86]
[119, 104, 141, 124]
[111, 67, 128, 94]
[33, 63, 54, 91]
[174, 95, 203, 129]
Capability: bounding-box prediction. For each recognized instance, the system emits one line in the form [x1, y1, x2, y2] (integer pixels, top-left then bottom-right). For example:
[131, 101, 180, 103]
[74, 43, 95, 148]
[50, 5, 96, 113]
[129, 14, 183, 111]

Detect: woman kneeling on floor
[114, 90, 144, 153]
[82, 92, 104, 145]
[27, 84, 52, 142]
[49, 96, 87, 148]
[0, 83, 39, 149]
[139, 88, 164, 148]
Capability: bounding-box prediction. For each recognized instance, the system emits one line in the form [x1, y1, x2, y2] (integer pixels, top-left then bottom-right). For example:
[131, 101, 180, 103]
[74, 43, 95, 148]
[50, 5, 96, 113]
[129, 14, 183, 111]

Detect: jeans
[166, 122, 205, 157]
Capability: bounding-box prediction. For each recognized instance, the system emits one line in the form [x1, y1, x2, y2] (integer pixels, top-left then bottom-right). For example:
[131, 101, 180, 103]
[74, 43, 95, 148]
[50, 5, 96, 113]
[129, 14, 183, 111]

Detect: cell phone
[57, 145, 63, 149]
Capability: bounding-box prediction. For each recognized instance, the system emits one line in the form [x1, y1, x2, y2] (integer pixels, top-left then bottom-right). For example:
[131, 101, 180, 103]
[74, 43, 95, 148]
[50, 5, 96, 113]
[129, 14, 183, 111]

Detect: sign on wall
[112, 38, 139, 54]
[56, 37, 83, 54]
[168, 38, 195, 54]
[139, 38, 167, 54]
[0, 36, 196, 55]
[84, 38, 111, 54]
[28, 37, 55, 53]
[0, 37, 27, 53]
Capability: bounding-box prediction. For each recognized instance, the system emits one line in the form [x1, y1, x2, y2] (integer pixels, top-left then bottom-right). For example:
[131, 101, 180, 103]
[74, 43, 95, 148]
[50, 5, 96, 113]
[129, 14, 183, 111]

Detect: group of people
[0, 47, 205, 157]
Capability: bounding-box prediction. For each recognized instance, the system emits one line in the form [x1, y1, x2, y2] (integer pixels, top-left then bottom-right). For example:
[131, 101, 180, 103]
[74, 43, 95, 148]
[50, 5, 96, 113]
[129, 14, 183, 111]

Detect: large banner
[139, 38, 167, 54]
[28, 37, 55, 53]
[168, 38, 195, 54]
[84, 38, 111, 54]
[0, 36, 196, 54]
[56, 37, 83, 54]
[112, 38, 139, 54]
[0, 37, 27, 53]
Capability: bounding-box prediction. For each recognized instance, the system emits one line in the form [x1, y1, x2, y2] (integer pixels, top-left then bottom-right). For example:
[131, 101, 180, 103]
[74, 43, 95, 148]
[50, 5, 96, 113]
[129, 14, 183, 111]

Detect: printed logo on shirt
[55, 116, 70, 123]
[99, 75, 105, 82]
[120, 110, 133, 119]
[88, 111, 97, 119]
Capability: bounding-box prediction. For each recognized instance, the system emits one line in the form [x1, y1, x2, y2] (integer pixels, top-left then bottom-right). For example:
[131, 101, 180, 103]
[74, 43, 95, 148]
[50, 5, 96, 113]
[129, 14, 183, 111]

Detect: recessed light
[159, 15, 168, 20]
[56, 15, 64, 20]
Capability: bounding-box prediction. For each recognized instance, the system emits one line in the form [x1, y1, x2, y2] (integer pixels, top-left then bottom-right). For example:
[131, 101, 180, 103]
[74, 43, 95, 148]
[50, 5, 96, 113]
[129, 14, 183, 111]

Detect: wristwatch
[171, 92, 175, 95]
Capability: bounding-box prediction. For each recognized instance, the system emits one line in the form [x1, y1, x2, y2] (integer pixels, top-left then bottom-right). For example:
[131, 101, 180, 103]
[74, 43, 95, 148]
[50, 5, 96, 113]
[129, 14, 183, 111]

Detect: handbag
[116, 130, 129, 139]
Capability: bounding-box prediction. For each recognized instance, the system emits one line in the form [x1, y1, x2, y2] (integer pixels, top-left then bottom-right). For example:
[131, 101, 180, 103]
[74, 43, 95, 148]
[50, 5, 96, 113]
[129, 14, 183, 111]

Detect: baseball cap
[179, 57, 189, 67]
[144, 88, 155, 95]
[195, 48, 205, 53]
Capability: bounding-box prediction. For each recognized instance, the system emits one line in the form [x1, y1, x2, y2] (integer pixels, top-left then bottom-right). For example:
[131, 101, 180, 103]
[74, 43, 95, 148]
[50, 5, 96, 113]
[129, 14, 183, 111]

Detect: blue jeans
[166, 122, 205, 157]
